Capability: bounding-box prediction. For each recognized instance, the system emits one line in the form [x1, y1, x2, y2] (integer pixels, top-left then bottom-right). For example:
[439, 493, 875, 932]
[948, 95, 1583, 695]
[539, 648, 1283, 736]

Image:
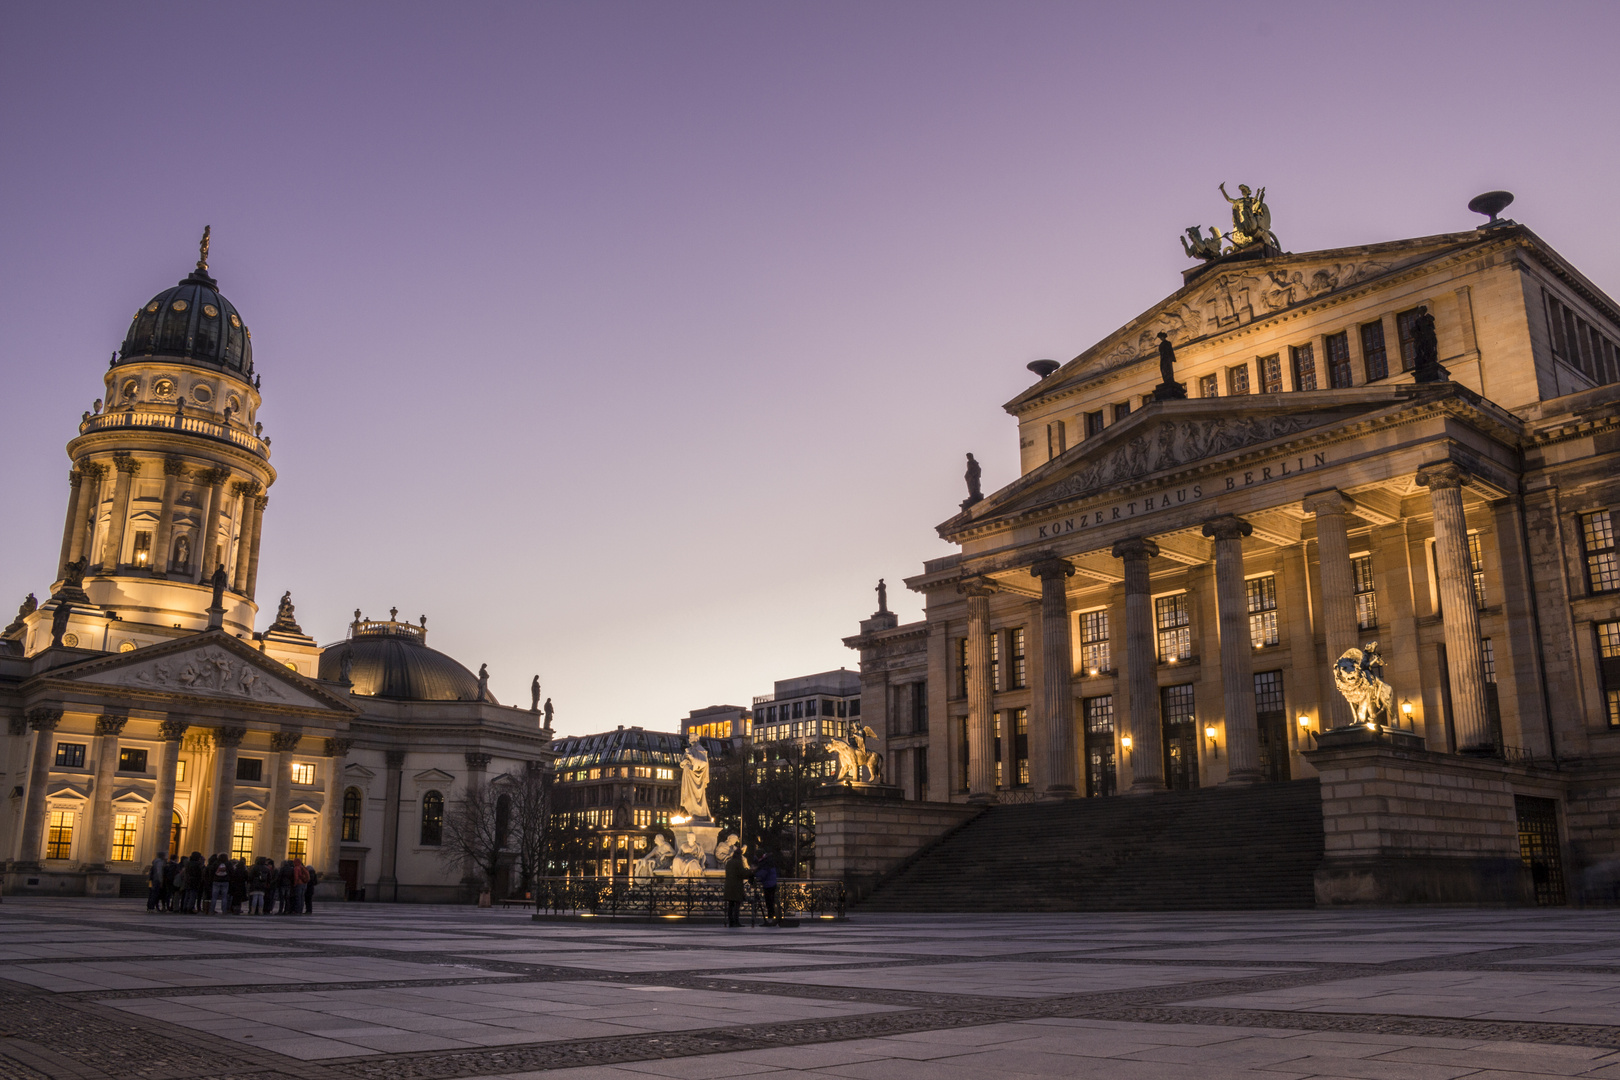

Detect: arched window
[342, 787, 363, 842]
[170, 810, 183, 858]
[495, 793, 512, 851]
[420, 791, 444, 845]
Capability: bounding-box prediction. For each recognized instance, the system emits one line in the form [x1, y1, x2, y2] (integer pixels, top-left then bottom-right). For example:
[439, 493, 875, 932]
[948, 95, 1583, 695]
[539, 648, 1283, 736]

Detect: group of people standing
[146, 851, 320, 915]
[723, 848, 780, 927]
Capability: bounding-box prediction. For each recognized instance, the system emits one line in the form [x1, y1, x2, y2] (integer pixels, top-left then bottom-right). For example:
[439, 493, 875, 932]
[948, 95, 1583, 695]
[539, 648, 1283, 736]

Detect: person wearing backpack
[753, 851, 780, 927]
[209, 854, 231, 914]
[289, 859, 308, 915]
[147, 851, 167, 912]
[303, 864, 319, 915]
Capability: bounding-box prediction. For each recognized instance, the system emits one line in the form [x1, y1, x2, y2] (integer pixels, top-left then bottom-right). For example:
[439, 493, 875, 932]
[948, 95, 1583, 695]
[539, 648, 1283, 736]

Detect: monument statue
[1410, 305, 1449, 382]
[476, 663, 490, 702]
[679, 741, 711, 819]
[543, 697, 555, 731]
[61, 557, 88, 590]
[1219, 183, 1281, 251]
[671, 833, 706, 878]
[276, 591, 295, 623]
[173, 536, 189, 572]
[1333, 642, 1395, 726]
[1180, 224, 1226, 261]
[961, 453, 983, 510]
[197, 224, 211, 272]
[712, 833, 742, 867]
[828, 726, 885, 785]
[5, 593, 39, 636]
[339, 650, 354, 684]
[1153, 332, 1188, 401]
[530, 675, 541, 712]
[875, 578, 888, 614]
[209, 564, 227, 610]
[50, 601, 73, 646]
[631, 834, 675, 880]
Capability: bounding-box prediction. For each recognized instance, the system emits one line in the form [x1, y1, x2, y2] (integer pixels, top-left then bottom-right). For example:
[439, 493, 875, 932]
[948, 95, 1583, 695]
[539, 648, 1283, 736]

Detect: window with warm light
[46, 811, 73, 859]
[1583, 511, 1618, 594]
[1467, 533, 1488, 608]
[420, 791, 444, 845]
[287, 824, 310, 861]
[230, 820, 254, 860]
[54, 742, 86, 768]
[1247, 575, 1279, 647]
[111, 813, 138, 861]
[132, 530, 152, 568]
[174, 758, 186, 783]
[1008, 627, 1026, 689]
[342, 787, 362, 841]
[1353, 554, 1378, 630]
[1080, 609, 1110, 673]
[291, 762, 315, 785]
[1155, 595, 1191, 662]
[1598, 621, 1620, 729]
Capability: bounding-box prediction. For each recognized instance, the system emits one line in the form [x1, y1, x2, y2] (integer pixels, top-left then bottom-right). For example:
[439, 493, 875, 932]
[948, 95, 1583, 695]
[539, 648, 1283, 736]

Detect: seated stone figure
[711, 833, 742, 869]
[671, 834, 706, 878]
[630, 834, 675, 881]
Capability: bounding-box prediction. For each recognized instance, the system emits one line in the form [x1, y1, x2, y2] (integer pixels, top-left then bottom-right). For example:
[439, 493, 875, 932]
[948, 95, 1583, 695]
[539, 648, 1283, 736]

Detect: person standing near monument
[723, 846, 747, 928]
[753, 851, 780, 927]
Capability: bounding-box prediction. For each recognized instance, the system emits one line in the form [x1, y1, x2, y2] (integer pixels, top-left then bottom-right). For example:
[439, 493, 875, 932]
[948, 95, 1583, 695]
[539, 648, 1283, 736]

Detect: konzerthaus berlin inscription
[842, 190, 1620, 905]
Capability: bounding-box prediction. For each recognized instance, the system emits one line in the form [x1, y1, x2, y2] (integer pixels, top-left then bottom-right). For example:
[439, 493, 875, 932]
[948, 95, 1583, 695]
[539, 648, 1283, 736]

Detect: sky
[3, 2, 1618, 737]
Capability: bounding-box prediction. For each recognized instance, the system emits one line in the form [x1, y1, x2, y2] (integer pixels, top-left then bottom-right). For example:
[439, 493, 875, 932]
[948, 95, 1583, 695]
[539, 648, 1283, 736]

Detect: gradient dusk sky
[3, 2, 1618, 735]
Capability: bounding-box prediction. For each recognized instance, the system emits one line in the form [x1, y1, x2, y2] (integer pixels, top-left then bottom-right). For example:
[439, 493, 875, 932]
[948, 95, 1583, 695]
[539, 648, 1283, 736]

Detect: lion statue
[1333, 642, 1394, 725]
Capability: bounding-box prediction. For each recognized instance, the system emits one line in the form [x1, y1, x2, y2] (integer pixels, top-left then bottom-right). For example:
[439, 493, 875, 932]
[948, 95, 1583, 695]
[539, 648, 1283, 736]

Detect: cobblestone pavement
[0, 900, 1617, 1079]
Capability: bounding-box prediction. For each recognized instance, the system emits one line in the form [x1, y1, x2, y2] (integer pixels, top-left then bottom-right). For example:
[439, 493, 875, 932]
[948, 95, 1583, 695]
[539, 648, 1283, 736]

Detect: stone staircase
[856, 778, 1324, 911]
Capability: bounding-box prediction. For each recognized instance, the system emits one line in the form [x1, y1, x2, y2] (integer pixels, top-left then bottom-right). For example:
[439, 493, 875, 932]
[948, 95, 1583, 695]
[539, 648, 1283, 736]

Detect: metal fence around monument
[532, 876, 846, 921]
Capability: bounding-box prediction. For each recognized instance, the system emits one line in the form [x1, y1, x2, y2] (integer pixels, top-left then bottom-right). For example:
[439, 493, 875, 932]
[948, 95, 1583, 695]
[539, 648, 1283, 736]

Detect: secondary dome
[318, 614, 487, 703]
[118, 235, 252, 374]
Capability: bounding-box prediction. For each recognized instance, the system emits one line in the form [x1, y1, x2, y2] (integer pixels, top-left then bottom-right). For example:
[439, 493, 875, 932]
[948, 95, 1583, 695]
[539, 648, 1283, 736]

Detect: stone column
[56, 470, 84, 578]
[464, 752, 493, 887]
[379, 749, 405, 900]
[16, 708, 63, 867]
[268, 730, 302, 860]
[323, 738, 352, 876]
[196, 468, 230, 583]
[1113, 537, 1164, 792]
[1031, 556, 1079, 796]
[230, 482, 260, 593]
[246, 495, 268, 600]
[1417, 463, 1494, 752]
[208, 727, 246, 855]
[150, 457, 185, 578]
[961, 579, 997, 802]
[148, 719, 188, 859]
[68, 462, 107, 566]
[1203, 516, 1262, 783]
[99, 453, 140, 571]
[1305, 490, 1361, 729]
[83, 712, 130, 870]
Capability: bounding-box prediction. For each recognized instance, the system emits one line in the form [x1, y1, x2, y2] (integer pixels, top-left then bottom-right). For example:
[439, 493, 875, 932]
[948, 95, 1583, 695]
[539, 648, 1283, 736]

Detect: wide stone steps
[856, 778, 1324, 912]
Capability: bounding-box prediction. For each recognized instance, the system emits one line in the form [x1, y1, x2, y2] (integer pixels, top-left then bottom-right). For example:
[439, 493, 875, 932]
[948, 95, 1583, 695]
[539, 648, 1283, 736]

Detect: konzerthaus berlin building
[846, 198, 1620, 902]
[1, 238, 554, 901]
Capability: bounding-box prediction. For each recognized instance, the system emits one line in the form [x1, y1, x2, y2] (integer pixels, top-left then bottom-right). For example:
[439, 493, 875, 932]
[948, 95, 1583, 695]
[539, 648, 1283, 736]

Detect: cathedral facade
[1, 239, 554, 902]
[847, 205, 1620, 902]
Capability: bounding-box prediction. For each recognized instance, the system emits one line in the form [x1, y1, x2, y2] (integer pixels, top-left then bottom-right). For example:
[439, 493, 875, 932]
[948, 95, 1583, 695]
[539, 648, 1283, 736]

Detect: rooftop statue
[530, 675, 541, 712]
[961, 453, 983, 510]
[875, 578, 888, 614]
[543, 697, 555, 731]
[1180, 224, 1226, 261]
[476, 663, 490, 702]
[1333, 642, 1394, 727]
[1152, 332, 1188, 400]
[1410, 305, 1450, 383]
[1219, 183, 1281, 251]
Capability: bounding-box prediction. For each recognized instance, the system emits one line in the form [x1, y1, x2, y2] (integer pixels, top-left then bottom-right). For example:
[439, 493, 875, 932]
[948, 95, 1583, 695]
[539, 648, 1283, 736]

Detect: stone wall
[809, 787, 981, 899]
[1565, 764, 1620, 903]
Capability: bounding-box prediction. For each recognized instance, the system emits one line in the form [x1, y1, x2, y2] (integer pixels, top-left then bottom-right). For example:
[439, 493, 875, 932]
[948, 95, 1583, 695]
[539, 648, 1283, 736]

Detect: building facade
[846, 210, 1620, 895]
[1, 239, 554, 901]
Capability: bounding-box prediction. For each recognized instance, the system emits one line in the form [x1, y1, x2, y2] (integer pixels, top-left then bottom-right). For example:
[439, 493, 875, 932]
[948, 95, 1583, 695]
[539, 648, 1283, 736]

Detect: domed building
[0, 233, 555, 902]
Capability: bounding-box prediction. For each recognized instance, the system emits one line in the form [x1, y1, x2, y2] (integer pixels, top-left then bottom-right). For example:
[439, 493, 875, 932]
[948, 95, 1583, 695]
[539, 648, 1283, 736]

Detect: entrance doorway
[1254, 670, 1291, 783]
[1083, 695, 1116, 796]
[1514, 795, 1566, 906]
[1161, 683, 1199, 790]
[339, 859, 360, 901]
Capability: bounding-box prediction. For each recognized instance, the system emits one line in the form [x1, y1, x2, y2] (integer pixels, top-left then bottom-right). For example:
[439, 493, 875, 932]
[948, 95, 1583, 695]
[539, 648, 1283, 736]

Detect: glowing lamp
[1296, 714, 1310, 728]
[1120, 735, 1132, 750]
[1204, 725, 1217, 739]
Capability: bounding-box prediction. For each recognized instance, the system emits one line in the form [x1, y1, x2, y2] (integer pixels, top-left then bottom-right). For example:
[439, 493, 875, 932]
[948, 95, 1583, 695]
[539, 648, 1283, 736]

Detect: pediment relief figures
[72, 642, 336, 711]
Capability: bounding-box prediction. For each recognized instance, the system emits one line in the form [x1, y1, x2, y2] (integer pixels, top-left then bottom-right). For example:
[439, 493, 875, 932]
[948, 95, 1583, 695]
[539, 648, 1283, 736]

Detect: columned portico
[1113, 537, 1164, 792]
[149, 718, 188, 859]
[960, 579, 997, 802]
[1417, 462, 1494, 752]
[1031, 556, 1078, 796]
[83, 711, 130, 870]
[209, 726, 246, 854]
[1305, 490, 1361, 730]
[269, 729, 302, 860]
[1203, 516, 1261, 783]
[17, 708, 63, 868]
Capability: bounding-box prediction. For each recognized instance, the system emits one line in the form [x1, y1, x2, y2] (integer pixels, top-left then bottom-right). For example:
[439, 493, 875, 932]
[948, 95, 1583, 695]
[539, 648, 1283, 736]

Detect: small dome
[318, 620, 487, 703]
[119, 268, 252, 375]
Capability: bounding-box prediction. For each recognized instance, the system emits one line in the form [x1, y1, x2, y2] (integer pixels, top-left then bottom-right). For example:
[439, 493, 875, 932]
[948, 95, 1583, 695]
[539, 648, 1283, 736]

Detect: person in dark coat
[753, 852, 780, 926]
[147, 852, 167, 912]
[228, 858, 247, 914]
[723, 849, 747, 928]
[303, 864, 319, 915]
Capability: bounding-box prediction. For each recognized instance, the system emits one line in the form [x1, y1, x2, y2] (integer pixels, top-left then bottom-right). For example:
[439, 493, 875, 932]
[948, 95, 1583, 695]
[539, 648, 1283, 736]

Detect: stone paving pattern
[0, 900, 1616, 1079]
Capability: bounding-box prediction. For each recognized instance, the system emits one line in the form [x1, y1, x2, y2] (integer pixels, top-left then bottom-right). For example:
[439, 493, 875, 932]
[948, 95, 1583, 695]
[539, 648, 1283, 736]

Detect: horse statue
[1333, 642, 1394, 726]
[829, 726, 885, 785]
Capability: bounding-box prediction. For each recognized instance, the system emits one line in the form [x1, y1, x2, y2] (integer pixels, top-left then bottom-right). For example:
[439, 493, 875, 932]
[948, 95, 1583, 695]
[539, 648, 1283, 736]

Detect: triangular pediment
[344, 763, 376, 780]
[112, 788, 152, 805]
[48, 783, 89, 801]
[1008, 230, 1496, 412]
[413, 768, 455, 783]
[948, 390, 1405, 536]
[289, 800, 322, 815]
[234, 796, 267, 812]
[44, 631, 359, 715]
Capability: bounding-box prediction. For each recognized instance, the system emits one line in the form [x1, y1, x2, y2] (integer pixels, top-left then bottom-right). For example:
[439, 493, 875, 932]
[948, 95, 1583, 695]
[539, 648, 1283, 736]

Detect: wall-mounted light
[1088, 667, 1100, 677]
[1204, 725, 1219, 757]
[1296, 713, 1311, 730]
[1399, 701, 1414, 728]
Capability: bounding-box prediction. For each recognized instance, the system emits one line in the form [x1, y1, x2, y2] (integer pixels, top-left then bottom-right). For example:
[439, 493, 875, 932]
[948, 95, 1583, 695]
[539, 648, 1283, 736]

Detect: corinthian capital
[211, 725, 247, 749]
[1110, 536, 1160, 562]
[1415, 462, 1467, 491]
[28, 707, 64, 731]
[270, 730, 303, 752]
[79, 461, 109, 480]
[158, 719, 190, 741]
[1200, 515, 1254, 542]
[163, 456, 187, 477]
[325, 737, 353, 758]
[113, 453, 142, 475]
[95, 713, 130, 737]
[465, 751, 493, 769]
[1030, 556, 1076, 581]
[956, 575, 997, 599]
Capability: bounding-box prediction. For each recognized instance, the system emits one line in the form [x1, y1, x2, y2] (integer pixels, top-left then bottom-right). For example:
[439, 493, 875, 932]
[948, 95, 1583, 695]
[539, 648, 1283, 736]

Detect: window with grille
[46, 811, 73, 859]
[989, 631, 1000, 692]
[421, 791, 444, 845]
[954, 638, 969, 698]
[1597, 622, 1620, 728]
[1246, 575, 1279, 647]
[175, 759, 186, 783]
[992, 711, 1003, 788]
[1155, 594, 1191, 662]
[54, 743, 86, 768]
[1481, 637, 1497, 684]
[287, 824, 309, 861]
[117, 747, 147, 773]
[1012, 707, 1029, 786]
[1113, 401, 1131, 422]
[1080, 609, 1110, 674]
[1085, 411, 1104, 437]
[1228, 364, 1250, 395]
[291, 762, 315, 785]
[1084, 695, 1114, 734]
[1259, 354, 1283, 393]
[1008, 628, 1026, 689]
[1468, 533, 1487, 608]
[1325, 331, 1353, 388]
[1583, 511, 1619, 593]
[1199, 373, 1218, 398]
[1353, 554, 1378, 630]
[111, 813, 138, 861]
[342, 787, 362, 841]
[1361, 321, 1389, 381]
[1291, 343, 1317, 390]
[230, 820, 254, 860]
[1083, 696, 1115, 797]
[1161, 683, 1199, 791]
[1254, 670, 1285, 714]
[1396, 308, 1423, 371]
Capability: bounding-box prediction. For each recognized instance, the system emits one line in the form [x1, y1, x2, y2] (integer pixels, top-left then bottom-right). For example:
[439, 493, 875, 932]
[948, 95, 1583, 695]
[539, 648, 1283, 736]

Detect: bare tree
[511, 761, 551, 894]
[438, 777, 507, 897]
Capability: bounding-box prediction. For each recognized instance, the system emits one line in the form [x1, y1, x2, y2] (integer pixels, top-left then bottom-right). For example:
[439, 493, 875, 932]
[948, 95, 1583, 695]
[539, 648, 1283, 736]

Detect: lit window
[1598, 622, 1620, 728]
[1259, 354, 1283, 393]
[54, 743, 86, 768]
[1080, 609, 1110, 673]
[1481, 638, 1497, 684]
[230, 820, 254, 860]
[291, 762, 315, 785]
[1583, 512, 1619, 593]
[1008, 627, 1026, 689]
[990, 631, 1000, 691]
[1246, 575, 1278, 648]
[1468, 533, 1487, 608]
[132, 530, 152, 568]
[111, 813, 138, 861]
[1155, 595, 1191, 662]
[1353, 555, 1378, 630]
[117, 747, 148, 773]
[46, 811, 73, 859]
[656, 768, 672, 780]
[287, 824, 309, 861]
[174, 759, 186, 783]
[1012, 707, 1029, 786]
[955, 638, 969, 698]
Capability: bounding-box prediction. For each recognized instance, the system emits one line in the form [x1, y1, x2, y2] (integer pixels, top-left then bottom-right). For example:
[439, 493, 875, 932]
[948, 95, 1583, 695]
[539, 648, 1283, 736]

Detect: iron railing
[532, 876, 846, 921]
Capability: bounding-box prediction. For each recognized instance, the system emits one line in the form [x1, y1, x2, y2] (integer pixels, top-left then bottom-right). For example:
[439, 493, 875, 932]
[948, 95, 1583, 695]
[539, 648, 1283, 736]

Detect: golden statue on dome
[197, 225, 211, 272]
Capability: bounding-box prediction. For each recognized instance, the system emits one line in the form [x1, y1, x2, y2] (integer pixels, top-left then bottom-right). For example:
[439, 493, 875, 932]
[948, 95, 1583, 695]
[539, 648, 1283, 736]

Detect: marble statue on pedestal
[631, 834, 675, 881]
[679, 741, 711, 820]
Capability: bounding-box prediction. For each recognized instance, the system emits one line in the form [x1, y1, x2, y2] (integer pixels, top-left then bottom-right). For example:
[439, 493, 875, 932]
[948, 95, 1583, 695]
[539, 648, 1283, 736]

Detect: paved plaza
[0, 901, 1617, 1079]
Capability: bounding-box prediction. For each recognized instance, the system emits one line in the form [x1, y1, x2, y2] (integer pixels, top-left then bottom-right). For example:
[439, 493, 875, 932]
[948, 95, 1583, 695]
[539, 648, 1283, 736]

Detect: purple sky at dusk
[3, 2, 1618, 736]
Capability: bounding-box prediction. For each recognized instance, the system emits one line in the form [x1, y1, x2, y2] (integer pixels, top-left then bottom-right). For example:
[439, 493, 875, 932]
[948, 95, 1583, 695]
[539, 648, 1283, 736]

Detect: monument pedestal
[670, 819, 724, 877]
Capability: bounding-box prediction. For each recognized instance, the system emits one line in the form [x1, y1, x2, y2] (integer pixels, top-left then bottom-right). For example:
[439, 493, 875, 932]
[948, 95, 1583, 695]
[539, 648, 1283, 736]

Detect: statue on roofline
[1219, 182, 1281, 251]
